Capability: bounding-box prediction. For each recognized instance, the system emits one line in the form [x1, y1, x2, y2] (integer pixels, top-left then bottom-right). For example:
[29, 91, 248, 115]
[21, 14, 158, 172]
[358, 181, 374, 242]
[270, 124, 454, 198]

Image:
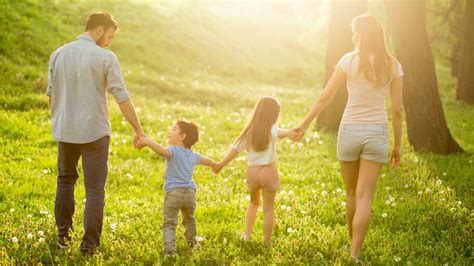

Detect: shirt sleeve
[166, 146, 176, 158]
[271, 124, 279, 141]
[232, 137, 246, 152]
[336, 52, 353, 74]
[194, 152, 202, 165]
[105, 51, 130, 103]
[46, 52, 55, 96]
[393, 59, 404, 79]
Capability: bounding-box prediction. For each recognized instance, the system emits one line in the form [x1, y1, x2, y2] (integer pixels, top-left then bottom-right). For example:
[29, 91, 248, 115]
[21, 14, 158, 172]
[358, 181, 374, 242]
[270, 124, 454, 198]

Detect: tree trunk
[316, 0, 367, 132]
[386, 0, 464, 154]
[456, 0, 474, 104]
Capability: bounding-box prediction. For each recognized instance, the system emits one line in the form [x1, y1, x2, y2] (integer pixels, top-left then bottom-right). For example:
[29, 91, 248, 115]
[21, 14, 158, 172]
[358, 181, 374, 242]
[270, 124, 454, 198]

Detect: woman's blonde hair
[236, 96, 280, 152]
[352, 14, 395, 86]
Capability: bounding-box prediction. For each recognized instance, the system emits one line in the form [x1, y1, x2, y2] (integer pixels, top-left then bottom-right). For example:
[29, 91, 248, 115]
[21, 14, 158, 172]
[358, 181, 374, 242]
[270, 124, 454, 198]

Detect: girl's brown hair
[351, 14, 395, 86]
[236, 96, 280, 152]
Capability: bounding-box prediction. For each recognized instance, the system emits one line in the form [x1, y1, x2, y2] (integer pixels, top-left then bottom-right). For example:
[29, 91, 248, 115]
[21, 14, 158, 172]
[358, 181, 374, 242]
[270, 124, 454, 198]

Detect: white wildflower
[110, 223, 117, 230]
[12, 237, 18, 243]
[27, 233, 33, 239]
[287, 227, 293, 233]
[382, 213, 388, 218]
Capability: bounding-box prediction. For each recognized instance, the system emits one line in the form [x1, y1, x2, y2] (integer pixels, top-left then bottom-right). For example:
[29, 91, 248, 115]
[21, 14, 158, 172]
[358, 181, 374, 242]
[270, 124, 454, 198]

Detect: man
[47, 11, 144, 253]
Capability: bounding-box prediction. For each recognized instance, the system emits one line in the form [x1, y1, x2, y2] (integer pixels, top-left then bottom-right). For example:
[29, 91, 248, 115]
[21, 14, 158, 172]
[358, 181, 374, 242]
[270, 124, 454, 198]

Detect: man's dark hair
[85, 11, 118, 32]
[176, 120, 199, 149]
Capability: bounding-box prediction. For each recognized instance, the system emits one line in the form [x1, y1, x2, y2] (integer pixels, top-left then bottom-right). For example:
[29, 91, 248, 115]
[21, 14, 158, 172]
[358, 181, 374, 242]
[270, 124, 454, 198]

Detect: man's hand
[133, 131, 147, 149]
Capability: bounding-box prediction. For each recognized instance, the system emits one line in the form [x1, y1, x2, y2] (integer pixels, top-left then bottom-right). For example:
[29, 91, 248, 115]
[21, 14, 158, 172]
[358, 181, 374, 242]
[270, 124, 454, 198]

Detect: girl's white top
[233, 124, 279, 166]
[336, 51, 404, 125]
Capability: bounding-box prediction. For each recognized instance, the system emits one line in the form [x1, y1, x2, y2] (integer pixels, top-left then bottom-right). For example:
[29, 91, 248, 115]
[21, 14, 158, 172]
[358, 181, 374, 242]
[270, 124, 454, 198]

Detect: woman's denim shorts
[337, 124, 389, 163]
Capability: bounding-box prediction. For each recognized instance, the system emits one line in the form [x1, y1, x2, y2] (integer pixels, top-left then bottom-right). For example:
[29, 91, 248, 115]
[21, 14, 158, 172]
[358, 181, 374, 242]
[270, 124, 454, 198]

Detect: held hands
[212, 162, 224, 174]
[133, 130, 147, 149]
[134, 135, 148, 150]
[289, 124, 307, 141]
[390, 147, 402, 169]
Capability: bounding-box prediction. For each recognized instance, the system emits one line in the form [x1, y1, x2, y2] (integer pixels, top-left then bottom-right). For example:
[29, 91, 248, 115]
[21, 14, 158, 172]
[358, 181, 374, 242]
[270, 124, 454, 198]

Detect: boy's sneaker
[57, 236, 71, 249]
[189, 236, 203, 252]
[164, 251, 176, 259]
[240, 233, 250, 241]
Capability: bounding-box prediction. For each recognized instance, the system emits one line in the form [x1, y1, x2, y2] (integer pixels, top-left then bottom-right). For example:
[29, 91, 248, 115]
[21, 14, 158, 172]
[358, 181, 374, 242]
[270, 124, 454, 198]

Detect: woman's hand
[390, 147, 402, 168]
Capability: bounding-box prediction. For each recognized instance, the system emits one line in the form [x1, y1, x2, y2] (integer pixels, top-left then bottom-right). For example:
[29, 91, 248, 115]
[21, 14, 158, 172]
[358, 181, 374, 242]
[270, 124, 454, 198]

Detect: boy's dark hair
[176, 120, 199, 149]
[85, 11, 119, 32]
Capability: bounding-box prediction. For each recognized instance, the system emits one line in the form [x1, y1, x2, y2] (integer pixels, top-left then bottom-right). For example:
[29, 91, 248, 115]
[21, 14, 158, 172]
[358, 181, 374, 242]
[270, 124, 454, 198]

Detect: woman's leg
[351, 159, 384, 257]
[340, 160, 360, 240]
[245, 188, 261, 236]
[262, 190, 276, 245]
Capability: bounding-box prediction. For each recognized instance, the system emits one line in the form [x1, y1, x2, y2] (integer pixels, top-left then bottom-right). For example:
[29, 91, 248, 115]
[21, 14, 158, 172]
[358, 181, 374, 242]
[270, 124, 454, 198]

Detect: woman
[291, 14, 403, 263]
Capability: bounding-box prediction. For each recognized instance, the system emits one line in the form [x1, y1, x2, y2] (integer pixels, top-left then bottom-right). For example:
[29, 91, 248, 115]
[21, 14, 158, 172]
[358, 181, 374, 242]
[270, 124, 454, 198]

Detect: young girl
[213, 96, 291, 246]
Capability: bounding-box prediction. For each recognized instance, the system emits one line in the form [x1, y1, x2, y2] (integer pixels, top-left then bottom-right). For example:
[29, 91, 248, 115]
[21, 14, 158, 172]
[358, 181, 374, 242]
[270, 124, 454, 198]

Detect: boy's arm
[278, 129, 291, 139]
[200, 156, 216, 168]
[141, 137, 171, 159]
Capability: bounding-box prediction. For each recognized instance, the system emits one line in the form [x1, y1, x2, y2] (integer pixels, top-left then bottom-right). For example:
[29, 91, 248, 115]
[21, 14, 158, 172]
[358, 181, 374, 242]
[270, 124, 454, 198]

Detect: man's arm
[118, 97, 146, 147]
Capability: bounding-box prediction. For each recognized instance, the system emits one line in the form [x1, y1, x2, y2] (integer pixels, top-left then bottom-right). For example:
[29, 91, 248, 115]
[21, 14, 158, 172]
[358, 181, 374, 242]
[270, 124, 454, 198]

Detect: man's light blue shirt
[47, 35, 129, 143]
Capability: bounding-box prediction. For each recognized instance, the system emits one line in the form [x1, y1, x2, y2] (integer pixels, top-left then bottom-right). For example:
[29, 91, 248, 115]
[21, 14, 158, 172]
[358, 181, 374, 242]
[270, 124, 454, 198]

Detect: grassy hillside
[1, 0, 473, 264]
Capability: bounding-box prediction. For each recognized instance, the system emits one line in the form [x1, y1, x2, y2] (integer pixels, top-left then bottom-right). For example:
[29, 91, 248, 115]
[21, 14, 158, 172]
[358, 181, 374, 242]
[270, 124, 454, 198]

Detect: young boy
[136, 119, 216, 257]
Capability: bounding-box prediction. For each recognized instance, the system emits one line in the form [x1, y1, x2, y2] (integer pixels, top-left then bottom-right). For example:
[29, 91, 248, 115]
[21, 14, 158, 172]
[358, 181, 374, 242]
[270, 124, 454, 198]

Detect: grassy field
[1, 1, 473, 264]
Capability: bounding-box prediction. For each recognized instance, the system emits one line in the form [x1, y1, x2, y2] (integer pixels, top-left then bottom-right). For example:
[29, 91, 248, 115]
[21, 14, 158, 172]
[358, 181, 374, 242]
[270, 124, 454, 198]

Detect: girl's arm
[200, 157, 217, 168]
[212, 148, 239, 174]
[389, 77, 403, 168]
[139, 137, 171, 159]
[291, 67, 346, 140]
[278, 129, 292, 139]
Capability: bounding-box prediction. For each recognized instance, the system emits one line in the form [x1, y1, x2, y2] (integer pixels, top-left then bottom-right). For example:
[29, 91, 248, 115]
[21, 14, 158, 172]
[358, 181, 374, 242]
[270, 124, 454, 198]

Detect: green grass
[1, 1, 473, 264]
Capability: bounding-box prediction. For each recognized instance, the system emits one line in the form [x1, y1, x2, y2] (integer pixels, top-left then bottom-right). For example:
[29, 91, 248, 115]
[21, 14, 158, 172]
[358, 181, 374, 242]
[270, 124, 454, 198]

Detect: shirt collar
[77, 34, 96, 44]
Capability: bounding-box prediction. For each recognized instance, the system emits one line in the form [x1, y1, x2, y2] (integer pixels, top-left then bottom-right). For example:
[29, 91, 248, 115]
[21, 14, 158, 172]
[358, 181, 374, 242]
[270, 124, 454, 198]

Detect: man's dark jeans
[54, 136, 109, 252]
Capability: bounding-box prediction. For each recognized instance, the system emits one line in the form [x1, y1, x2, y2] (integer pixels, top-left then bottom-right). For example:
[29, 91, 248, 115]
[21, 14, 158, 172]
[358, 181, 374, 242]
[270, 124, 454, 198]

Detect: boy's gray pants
[163, 187, 197, 253]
